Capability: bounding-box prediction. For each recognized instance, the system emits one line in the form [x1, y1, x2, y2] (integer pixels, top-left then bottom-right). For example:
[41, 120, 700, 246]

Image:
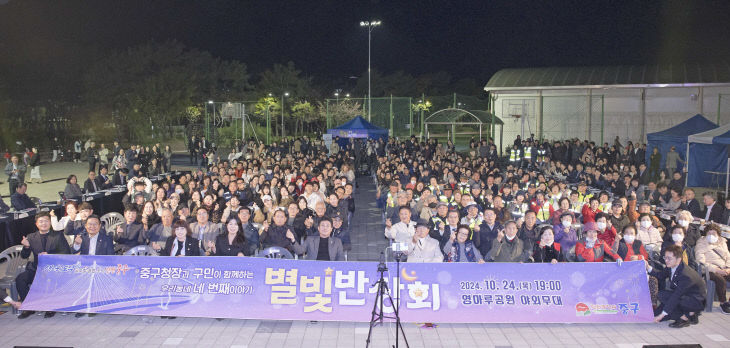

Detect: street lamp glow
[284, 92, 290, 97]
[334, 92, 339, 97]
[208, 100, 213, 104]
[281, 92, 290, 138]
[360, 19, 382, 122]
[345, 93, 350, 98]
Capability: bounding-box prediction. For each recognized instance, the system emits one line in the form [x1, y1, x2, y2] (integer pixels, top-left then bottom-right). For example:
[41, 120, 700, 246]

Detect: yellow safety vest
[386, 192, 397, 208]
[537, 201, 551, 221]
[509, 149, 521, 162]
[524, 147, 532, 160]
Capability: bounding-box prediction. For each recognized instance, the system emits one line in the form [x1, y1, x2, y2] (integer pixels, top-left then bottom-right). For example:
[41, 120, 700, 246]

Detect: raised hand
[74, 234, 83, 245]
[21, 236, 30, 248]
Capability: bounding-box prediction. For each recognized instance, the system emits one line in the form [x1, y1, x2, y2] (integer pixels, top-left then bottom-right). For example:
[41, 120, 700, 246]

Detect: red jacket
[597, 226, 617, 248]
[581, 204, 601, 223]
[575, 239, 621, 262]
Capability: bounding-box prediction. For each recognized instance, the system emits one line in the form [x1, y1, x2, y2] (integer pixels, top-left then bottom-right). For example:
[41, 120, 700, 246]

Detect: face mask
[677, 219, 689, 228]
[411, 180, 416, 185]
[562, 220, 572, 228]
[596, 222, 606, 230]
[623, 235, 635, 244]
[640, 221, 652, 229]
[708, 235, 719, 244]
[672, 234, 684, 243]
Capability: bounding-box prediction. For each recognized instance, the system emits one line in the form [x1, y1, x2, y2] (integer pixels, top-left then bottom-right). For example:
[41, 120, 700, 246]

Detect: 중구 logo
[575, 302, 591, 316]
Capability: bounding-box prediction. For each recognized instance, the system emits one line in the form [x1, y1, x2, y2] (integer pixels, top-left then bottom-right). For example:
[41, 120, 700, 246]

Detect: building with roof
[483, 63, 730, 149]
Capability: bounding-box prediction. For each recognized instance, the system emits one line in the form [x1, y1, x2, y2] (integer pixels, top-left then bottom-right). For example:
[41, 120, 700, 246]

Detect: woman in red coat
[581, 197, 601, 223]
[595, 212, 617, 248]
[575, 224, 622, 262]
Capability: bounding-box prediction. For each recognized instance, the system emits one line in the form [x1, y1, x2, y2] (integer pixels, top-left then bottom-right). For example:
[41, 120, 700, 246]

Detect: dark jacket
[0, 196, 9, 214]
[214, 233, 249, 256]
[649, 262, 706, 314]
[21, 230, 71, 272]
[532, 242, 565, 263]
[84, 177, 101, 193]
[703, 203, 725, 223]
[74, 232, 115, 255]
[11, 192, 34, 210]
[261, 224, 293, 251]
[162, 236, 201, 256]
[112, 173, 128, 186]
[114, 221, 145, 249]
[680, 199, 702, 218]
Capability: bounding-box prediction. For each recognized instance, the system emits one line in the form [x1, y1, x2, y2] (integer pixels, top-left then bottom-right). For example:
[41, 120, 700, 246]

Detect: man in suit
[83, 171, 101, 193]
[67, 214, 112, 317]
[636, 163, 650, 186]
[12, 212, 71, 319]
[288, 217, 345, 261]
[112, 168, 129, 186]
[647, 244, 706, 328]
[72, 215, 114, 256]
[680, 188, 702, 218]
[97, 166, 113, 190]
[4, 155, 25, 195]
[189, 207, 218, 255]
[702, 192, 724, 223]
[10, 183, 34, 211]
[113, 205, 144, 253]
[406, 220, 443, 262]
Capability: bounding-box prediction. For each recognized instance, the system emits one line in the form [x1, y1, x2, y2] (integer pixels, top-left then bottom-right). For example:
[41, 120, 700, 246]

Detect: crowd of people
[376, 135, 730, 327]
[2, 133, 729, 329]
[3, 136, 362, 319]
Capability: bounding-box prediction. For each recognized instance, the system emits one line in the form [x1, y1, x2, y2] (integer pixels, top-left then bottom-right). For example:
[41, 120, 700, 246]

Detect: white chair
[100, 212, 124, 231]
[0, 245, 30, 314]
[123, 245, 159, 256]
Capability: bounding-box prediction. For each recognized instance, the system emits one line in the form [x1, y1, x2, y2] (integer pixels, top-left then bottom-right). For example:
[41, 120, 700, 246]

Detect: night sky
[1, 0, 730, 91]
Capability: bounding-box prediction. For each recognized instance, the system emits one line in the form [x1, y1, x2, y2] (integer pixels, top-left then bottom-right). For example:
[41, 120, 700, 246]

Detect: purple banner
[21, 255, 653, 323]
[327, 129, 369, 138]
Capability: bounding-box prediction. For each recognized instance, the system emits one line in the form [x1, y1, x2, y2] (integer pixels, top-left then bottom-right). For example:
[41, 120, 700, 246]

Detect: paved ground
[2, 167, 730, 347]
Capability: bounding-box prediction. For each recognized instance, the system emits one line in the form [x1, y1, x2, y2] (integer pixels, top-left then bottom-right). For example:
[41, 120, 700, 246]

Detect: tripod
[366, 251, 409, 348]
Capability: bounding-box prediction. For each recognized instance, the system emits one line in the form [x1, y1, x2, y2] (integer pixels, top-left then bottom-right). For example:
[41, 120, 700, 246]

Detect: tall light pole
[360, 20, 381, 122]
[281, 92, 289, 138]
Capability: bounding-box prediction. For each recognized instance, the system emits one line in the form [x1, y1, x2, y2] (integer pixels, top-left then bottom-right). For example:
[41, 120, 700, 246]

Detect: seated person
[694, 224, 730, 314]
[113, 205, 144, 253]
[636, 213, 662, 253]
[487, 220, 528, 262]
[575, 223, 621, 262]
[11, 183, 34, 210]
[261, 209, 296, 251]
[210, 216, 249, 256]
[64, 174, 83, 200]
[531, 226, 565, 263]
[83, 171, 101, 193]
[444, 225, 484, 263]
[72, 214, 115, 256]
[553, 211, 578, 257]
[162, 220, 200, 256]
[647, 245, 706, 328]
[384, 206, 417, 244]
[405, 220, 443, 263]
[0, 195, 9, 214]
[288, 217, 345, 261]
[661, 226, 695, 267]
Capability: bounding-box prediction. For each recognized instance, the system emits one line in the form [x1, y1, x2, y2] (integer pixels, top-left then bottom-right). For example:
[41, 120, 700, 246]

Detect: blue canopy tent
[327, 115, 389, 147]
[645, 114, 717, 169]
[687, 123, 730, 193]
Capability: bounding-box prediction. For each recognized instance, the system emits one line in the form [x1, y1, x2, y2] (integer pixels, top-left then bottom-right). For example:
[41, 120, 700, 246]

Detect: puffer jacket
[694, 236, 730, 273]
